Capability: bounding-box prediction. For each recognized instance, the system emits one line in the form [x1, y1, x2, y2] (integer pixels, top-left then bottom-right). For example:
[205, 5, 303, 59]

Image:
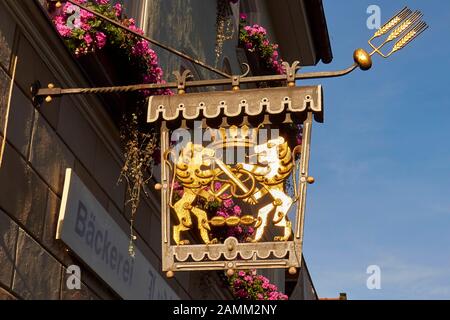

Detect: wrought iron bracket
[173, 70, 193, 94]
[283, 61, 301, 86]
[32, 60, 360, 103]
[34, 5, 427, 103]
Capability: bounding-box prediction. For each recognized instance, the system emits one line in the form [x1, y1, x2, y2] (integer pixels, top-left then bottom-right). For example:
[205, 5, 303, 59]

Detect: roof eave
[265, 0, 333, 66]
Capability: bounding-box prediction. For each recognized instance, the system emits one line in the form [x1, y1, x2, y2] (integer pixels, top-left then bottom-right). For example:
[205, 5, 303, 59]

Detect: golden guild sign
[148, 85, 323, 276]
[31, 4, 427, 279]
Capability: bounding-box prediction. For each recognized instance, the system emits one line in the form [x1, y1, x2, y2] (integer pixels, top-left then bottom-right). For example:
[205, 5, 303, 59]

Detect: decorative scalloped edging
[148, 86, 322, 122]
[172, 237, 294, 262]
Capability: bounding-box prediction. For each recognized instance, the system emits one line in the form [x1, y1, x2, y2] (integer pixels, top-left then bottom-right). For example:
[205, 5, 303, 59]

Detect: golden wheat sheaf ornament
[353, 6, 428, 71]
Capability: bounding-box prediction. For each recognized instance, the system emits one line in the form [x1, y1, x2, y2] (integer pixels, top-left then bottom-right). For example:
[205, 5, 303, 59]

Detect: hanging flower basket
[238, 14, 284, 76]
[229, 270, 289, 300]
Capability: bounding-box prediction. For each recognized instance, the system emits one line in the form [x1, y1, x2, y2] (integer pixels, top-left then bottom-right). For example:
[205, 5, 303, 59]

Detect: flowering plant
[239, 13, 284, 74]
[47, 0, 171, 96]
[46, 0, 172, 256]
[229, 270, 289, 300]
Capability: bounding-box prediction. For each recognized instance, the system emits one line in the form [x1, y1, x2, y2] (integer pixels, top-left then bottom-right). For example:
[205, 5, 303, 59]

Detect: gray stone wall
[0, 0, 230, 300]
[124, 0, 279, 81]
[0, 3, 118, 299]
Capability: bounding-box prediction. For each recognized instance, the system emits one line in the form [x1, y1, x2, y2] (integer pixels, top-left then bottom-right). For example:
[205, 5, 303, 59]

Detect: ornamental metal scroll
[148, 85, 322, 277]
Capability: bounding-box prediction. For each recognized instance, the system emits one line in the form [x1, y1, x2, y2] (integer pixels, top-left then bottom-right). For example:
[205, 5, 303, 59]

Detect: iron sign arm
[33, 62, 360, 102]
[34, 5, 427, 102]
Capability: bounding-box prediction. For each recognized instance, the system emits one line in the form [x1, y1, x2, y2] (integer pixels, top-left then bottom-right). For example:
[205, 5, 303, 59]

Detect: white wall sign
[57, 169, 178, 300]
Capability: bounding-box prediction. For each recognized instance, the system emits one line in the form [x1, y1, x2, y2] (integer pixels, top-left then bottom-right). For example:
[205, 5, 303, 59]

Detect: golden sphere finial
[353, 49, 372, 71]
[288, 267, 297, 275]
[154, 183, 163, 191]
[226, 269, 235, 277]
[166, 271, 175, 279]
[306, 176, 315, 184]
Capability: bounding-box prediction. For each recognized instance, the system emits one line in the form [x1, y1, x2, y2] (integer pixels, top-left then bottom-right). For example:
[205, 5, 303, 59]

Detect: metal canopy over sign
[147, 86, 323, 123]
[148, 85, 322, 276]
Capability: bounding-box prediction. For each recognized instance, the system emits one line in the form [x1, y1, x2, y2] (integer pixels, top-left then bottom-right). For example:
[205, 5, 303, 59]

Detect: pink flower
[63, 3, 77, 15]
[223, 199, 233, 208]
[128, 24, 144, 35]
[240, 13, 247, 20]
[55, 21, 73, 37]
[81, 22, 91, 31]
[95, 32, 107, 48]
[214, 182, 223, 191]
[236, 289, 248, 298]
[172, 181, 181, 190]
[217, 210, 227, 218]
[231, 269, 288, 300]
[268, 284, 277, 291]
[233, 205, 241, 215]
[84, 33, 93, 45]
[79, 9, 94, 20]
[131, 40, 150, 56]
[49, 0, 170, 99]
[113, 3, 122, 17]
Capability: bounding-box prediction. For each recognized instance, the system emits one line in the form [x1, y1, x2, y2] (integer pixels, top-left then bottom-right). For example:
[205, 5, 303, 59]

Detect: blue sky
[300, 0, 450, 299]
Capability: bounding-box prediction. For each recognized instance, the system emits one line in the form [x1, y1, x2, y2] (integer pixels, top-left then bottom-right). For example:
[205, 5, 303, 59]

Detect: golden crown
[209, 125, 260, 149]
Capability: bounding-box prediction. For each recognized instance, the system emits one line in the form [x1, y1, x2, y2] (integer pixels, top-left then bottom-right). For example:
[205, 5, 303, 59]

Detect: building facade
[0, 0, 331, 300]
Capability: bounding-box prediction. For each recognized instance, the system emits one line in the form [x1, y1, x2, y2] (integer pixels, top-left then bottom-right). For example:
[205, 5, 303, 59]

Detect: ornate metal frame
[149, 85, 322, 275]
